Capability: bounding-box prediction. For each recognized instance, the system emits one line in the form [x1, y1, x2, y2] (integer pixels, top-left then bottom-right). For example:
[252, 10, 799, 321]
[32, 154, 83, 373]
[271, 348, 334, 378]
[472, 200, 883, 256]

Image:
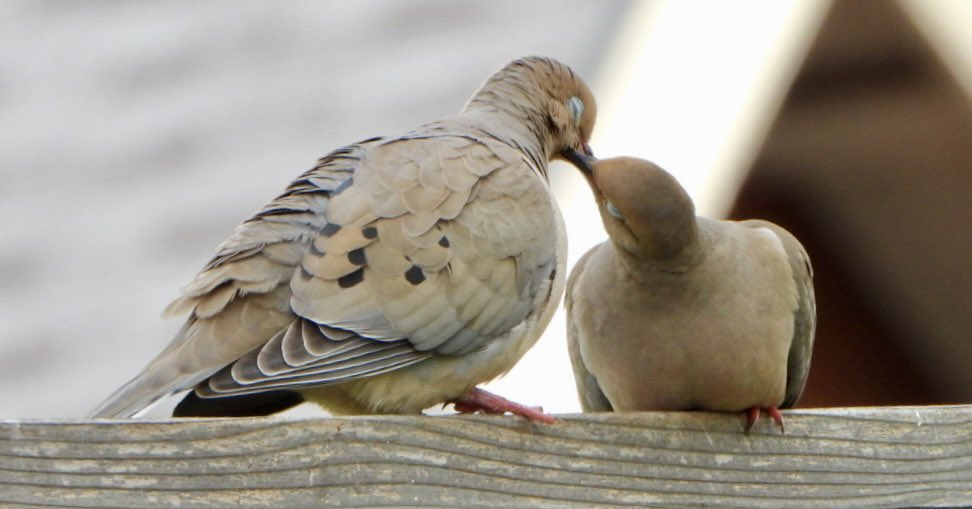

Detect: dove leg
[743, 405, 785, 434]
[767, 405, 785, 432]
[451, 388, 556, 424]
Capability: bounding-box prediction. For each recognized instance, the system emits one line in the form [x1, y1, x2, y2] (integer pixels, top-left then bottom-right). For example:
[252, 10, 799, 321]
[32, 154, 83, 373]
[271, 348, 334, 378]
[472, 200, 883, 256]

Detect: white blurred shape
[900, 0, 972, 99]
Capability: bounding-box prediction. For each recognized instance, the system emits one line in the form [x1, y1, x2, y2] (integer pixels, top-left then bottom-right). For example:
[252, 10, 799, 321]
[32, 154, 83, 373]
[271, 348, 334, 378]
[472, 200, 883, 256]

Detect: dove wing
[742, 220, 816, 408]
[565, 246, 615, 412]
[198, 134, 560, 398]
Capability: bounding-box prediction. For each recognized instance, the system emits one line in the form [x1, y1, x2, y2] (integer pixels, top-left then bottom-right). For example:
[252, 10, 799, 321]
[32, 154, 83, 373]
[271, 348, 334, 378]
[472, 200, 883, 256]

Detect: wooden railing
[2, 405, 970, 507]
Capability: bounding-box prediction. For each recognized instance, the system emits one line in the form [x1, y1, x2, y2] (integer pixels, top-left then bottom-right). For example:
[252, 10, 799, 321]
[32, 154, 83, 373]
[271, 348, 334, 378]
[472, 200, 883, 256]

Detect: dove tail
[87, 353, 211, 419]
[173, 390, 304, 417]
[87, 373, 177, 418]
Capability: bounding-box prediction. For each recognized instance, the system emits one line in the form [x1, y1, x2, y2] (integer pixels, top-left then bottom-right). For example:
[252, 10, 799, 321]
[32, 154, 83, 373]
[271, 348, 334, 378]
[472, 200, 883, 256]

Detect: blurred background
[0, 0, 969, 419]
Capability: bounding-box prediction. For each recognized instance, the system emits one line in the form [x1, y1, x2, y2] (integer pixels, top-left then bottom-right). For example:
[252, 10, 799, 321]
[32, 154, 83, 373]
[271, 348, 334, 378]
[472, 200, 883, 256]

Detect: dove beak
[561, 145, 596, 177]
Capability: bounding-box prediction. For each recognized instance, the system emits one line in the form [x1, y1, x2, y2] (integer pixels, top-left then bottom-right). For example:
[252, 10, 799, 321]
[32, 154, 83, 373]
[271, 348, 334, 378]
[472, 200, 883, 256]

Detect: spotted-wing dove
[90, 56, 597, 421]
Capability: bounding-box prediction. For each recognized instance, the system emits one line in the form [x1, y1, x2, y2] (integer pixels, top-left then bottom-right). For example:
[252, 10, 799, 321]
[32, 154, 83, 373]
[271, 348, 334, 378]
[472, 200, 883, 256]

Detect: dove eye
[567, 96, 584, 126]
[606, 201, 624, 220]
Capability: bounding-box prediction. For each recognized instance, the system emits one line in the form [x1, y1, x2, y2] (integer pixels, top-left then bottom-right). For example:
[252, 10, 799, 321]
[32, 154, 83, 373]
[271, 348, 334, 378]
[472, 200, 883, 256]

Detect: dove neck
[612, 225, 703, 277]
[459, 100, 553, 164]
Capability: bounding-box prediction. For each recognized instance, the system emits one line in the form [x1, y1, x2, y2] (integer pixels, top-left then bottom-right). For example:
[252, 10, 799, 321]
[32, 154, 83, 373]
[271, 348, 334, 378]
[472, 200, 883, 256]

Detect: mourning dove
[563, 156, 815, 432]
[90, 56, 597, 421]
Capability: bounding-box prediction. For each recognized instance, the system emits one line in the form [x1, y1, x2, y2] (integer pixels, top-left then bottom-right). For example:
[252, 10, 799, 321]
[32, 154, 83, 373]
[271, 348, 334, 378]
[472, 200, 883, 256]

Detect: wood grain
[1, 405, 970, 508]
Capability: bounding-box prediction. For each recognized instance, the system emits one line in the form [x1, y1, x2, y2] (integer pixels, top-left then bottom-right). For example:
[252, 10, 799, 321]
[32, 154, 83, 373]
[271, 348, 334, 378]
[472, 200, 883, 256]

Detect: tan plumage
[564, 156, 815, 430]
[90, 56, 597, 419]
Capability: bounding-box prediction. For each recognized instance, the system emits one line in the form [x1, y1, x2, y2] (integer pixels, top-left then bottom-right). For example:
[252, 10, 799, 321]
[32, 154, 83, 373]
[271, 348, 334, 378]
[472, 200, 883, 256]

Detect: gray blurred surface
[0, 1, 626, 417]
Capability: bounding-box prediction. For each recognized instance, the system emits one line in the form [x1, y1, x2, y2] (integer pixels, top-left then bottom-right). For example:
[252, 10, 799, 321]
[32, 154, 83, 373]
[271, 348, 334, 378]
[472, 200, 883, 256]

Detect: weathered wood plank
[1, 405, 970, 508]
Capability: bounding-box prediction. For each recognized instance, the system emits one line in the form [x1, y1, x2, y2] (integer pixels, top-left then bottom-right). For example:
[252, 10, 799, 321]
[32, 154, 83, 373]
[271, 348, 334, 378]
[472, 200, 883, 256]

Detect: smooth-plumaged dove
[563, 156, 815, 432]
[90, 56, 597, 421]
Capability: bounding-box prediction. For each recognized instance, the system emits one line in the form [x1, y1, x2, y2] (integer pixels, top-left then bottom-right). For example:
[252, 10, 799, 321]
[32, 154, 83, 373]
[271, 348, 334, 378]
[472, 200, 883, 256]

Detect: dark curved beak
[561, 144, 595, 176]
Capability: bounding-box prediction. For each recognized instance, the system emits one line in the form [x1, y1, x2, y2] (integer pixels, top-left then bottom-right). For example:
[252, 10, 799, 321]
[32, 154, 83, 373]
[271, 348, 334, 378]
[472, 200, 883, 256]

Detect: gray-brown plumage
[90, 56, 597, 419]
[564, 156, 814, 432]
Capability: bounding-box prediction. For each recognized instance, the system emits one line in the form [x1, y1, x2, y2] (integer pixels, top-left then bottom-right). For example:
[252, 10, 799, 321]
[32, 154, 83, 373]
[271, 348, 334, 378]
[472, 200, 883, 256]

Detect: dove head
[463, 56, 596, 165]
[573, 156, 700, 264]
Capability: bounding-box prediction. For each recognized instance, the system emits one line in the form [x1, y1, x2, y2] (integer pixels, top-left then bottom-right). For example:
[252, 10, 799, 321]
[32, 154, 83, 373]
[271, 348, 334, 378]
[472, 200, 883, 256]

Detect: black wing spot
[438, 236, 450, 248]
[404, 265, 426, 285]
[338, 268, 365, 288]
[347, 248, 367, 266]
[362, 226, 378, 239]
[321, 223, 341, 237]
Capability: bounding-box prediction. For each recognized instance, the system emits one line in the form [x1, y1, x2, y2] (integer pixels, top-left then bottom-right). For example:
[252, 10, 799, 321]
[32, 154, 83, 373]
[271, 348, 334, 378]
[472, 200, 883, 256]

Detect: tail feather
[88, 361, 215, 418]
[173, 390, 304, 417]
